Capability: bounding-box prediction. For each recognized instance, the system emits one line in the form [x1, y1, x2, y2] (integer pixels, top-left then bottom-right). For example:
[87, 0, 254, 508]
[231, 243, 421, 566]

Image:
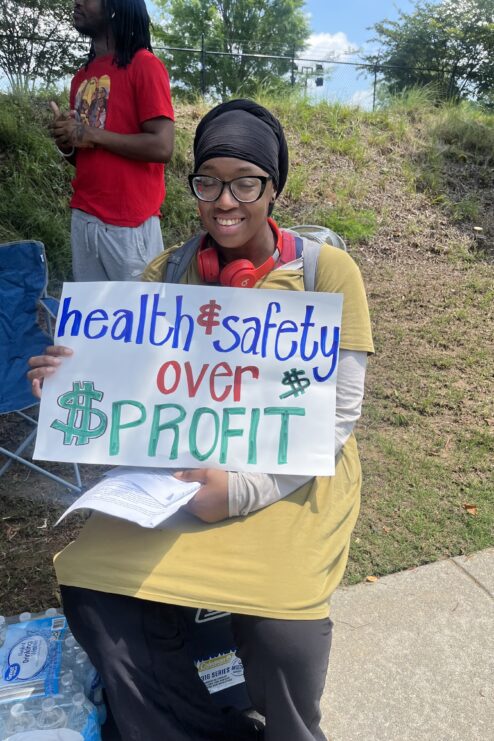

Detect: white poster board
[34, 282, 342, 475]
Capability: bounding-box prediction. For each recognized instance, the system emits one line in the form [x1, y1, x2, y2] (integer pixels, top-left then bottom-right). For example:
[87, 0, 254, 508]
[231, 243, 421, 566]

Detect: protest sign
[34, 282, 343, 475]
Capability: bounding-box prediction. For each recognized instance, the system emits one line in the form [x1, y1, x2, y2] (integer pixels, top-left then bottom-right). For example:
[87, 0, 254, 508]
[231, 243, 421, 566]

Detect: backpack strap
[300, 238, 321, 292]
[164, 234, 202, 284]
[280, 230, 322, 292]
[279, 230, 298, 264]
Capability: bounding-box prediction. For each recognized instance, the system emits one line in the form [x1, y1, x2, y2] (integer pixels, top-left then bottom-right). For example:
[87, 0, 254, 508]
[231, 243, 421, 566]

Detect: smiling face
[196, 157, 277, 266]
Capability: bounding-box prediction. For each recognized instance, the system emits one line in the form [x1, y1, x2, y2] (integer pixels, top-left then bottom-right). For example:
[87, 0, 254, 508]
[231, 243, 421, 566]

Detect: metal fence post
[200, 33, 206, 96]
[372, 64, 379, 112]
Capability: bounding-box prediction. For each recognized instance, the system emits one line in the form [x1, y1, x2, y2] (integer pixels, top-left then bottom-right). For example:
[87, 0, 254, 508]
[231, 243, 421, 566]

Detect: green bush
[433, 103, 494, 163]
[0, 93, 73, 283]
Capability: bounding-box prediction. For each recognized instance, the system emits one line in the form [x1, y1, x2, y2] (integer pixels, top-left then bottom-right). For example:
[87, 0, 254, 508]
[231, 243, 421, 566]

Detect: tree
[0, 0, 84, 92]
[153, 0, 310, 98]
[363, 0, 494, 105]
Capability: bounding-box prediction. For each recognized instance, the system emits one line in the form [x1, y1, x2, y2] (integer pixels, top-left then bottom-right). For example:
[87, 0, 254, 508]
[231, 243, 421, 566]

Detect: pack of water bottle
[0, 609, 104, 740]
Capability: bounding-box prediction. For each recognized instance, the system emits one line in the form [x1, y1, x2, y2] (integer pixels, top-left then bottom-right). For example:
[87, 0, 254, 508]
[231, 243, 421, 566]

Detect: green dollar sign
[51, 381, 108, 446]
[279, 369, 311, 399]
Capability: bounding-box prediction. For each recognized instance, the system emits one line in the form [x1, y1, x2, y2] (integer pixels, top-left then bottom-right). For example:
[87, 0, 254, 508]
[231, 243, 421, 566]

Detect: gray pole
[200, 33, 206, 96]
[372, 64, 378, 111]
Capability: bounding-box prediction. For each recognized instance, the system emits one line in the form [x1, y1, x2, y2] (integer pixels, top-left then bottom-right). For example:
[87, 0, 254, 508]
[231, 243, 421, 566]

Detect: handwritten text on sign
[34, 282, 343, 475]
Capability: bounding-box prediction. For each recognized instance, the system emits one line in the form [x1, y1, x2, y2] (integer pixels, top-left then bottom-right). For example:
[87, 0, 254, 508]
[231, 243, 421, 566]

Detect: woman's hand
[175, 469, 229, 523]
[27, 345, 73, 399]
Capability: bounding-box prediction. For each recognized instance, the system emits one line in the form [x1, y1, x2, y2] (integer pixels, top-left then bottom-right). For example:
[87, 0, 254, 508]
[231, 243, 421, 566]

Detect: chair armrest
[39, 295, 59, 319]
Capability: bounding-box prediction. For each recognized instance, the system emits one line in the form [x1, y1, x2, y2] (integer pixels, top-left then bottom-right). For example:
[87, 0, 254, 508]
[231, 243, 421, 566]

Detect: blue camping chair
[0, 240, 81, 493]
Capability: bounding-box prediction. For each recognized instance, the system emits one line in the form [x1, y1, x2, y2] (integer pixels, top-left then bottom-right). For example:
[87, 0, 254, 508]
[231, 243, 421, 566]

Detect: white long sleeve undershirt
[228, 349, 368, 517]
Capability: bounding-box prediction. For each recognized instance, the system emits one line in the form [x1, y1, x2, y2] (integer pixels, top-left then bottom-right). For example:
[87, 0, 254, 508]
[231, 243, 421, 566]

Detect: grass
[0, 89, 493, 612]
[433, 103, 494, 161]
[284, 165, 310, 201]
[0, 93, 73, 281]
[308, 205, 377, 244]
[346, 262, 494, 583]
[408, 101, 494, 252]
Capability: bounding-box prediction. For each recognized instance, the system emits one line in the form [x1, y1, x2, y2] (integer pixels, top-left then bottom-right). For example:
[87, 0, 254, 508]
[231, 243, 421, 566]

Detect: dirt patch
[0, 411, 105, 616]
[0, 489, 82, 615]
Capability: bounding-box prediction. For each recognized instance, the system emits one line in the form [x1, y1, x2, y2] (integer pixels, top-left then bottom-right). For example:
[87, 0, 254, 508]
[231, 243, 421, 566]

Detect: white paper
[56, 468, 200, 529]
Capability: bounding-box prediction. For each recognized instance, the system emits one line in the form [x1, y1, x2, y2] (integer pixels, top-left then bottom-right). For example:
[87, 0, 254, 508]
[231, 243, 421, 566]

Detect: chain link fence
[154, 42, 386, 110]
[0, 33, 437, 110]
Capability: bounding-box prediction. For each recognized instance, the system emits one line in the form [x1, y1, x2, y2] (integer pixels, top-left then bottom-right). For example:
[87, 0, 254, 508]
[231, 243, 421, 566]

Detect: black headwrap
[193, 99, 289, 197]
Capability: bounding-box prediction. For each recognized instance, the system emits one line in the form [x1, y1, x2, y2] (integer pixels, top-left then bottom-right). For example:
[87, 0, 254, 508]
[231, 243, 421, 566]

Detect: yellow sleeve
[142, 245, 180, 283]
[315, 244, 374, 353]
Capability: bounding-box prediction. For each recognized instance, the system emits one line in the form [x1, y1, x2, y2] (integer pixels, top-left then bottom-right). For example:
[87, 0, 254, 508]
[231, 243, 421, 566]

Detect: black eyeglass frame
[188, 174, 272, 203]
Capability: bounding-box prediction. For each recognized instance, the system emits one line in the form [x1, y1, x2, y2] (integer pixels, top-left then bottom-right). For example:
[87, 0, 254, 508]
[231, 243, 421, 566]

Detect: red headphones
[198, 218, 282, 288]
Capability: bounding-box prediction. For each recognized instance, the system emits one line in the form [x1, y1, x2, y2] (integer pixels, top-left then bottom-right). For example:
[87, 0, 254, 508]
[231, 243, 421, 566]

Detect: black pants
[61, 586, 332, 741]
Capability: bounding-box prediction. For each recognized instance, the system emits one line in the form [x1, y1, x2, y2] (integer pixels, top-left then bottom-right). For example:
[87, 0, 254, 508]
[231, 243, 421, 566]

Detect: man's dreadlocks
[87, 0, 153, 68]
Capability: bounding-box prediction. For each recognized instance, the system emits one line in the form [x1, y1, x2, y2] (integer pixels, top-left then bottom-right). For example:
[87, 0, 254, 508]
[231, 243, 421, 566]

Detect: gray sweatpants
[71, 208, 164, 281]
[61, 586, 332, 741]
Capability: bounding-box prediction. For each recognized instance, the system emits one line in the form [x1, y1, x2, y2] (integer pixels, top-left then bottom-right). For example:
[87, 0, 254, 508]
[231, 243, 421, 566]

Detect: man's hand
[51, 113, 94, 149]
[49, 101, 66, 124]
[49, 101, 72, 154]
[175, 469, 229, 523]
[49, 101, 94, 149]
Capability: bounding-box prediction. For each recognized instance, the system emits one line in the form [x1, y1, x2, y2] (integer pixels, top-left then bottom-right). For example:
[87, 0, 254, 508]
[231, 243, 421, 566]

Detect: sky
[302, 0, 420, 57]
[146, 1, 436, 107]
[298, 0, 428, 105]
[148, 1, 423, 56]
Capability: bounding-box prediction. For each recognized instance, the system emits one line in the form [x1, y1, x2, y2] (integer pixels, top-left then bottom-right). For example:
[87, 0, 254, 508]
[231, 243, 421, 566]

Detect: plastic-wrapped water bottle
[6, 607, 61, 627]
[36, 697, 67, 729]
[0, 614, 7, 646]
[62, 634, 82, 672]
[68, 692, 95, 731]
[4, 702, 36, 734]
[73, 652, 106, 725]
[74, 652, 101, 699]
[44, 606, 60, 618]
[60, 670, 84, 699]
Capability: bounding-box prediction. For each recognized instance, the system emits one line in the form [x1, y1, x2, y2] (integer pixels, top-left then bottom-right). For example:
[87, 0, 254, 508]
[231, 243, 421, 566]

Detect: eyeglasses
[188, 174, 272, 203]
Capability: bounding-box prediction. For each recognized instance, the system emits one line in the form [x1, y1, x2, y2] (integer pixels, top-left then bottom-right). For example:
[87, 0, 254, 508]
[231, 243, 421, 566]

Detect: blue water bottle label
[0, 616, 67, 702]
[82, 705, 102, 740]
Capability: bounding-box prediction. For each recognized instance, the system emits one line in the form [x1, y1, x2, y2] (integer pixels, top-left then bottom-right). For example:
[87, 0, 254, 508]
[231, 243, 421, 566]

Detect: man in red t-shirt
[50, 0, 175, 281]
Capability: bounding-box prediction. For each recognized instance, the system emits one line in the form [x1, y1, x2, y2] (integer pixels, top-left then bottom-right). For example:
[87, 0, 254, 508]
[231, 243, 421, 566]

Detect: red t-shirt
[69, 49, 174, 227]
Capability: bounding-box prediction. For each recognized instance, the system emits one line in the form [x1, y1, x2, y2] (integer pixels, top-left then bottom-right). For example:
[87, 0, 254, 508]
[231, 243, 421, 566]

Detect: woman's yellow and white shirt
[54, 243, 374, 620]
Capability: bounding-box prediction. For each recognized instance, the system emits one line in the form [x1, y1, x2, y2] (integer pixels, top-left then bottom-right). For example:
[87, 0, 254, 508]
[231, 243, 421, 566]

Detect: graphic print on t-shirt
[75, 75, 110, 128]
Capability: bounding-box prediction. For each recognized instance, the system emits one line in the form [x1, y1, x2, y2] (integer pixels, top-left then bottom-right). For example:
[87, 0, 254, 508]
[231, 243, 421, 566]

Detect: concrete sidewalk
[320, 548, 494, 741]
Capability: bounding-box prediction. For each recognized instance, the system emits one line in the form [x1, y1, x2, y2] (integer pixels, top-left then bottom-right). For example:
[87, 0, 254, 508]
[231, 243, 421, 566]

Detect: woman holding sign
[28, 100, 374, 741]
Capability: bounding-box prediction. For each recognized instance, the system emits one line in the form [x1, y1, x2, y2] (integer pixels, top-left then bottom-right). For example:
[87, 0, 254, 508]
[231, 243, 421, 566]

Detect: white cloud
[301, 32, 359, 62]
